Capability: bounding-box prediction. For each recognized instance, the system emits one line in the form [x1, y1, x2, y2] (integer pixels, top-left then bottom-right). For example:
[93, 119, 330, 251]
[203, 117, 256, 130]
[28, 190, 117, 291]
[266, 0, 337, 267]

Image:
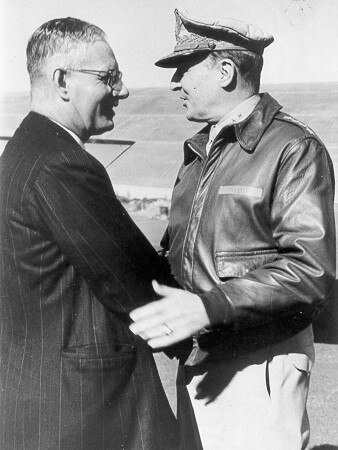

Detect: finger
[141, 317, 196, 347]
[152, 280, 179, 297]
[130, 304, 178, 332]
[137, 324, 174, 340]
[146, 327, 192, 349]
[129, 319, 164, 335]
[129, 299, 166, 321]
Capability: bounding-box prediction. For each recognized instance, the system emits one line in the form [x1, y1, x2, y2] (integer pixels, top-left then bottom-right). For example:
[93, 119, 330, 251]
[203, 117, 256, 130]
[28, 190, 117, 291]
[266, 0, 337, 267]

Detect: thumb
[152, 279, 177, 297]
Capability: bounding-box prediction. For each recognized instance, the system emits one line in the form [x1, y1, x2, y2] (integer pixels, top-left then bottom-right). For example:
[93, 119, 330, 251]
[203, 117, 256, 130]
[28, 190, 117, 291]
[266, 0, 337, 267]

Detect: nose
[115, 82, 129, 99]
[170, 70, 182, 91]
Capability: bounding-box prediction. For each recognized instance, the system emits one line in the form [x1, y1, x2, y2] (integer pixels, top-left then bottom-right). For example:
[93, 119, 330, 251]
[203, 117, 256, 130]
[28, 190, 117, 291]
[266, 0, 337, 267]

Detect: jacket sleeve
[199, 137, 336, 329]
[32, 148, 176, 316]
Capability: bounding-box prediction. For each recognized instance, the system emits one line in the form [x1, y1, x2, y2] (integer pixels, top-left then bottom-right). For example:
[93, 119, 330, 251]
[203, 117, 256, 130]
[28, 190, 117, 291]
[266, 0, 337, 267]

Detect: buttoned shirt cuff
[199, 286, 234, 326]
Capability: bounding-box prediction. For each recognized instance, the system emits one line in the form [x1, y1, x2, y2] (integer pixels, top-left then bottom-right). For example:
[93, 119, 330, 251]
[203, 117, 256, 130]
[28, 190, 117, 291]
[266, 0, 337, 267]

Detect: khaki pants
[177, 327, 314, 450]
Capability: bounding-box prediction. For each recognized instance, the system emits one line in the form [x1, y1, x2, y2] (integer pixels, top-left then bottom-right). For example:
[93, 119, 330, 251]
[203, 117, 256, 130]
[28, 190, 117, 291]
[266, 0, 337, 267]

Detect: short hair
[26, 17, 106, 85]
[208, 50, 263, 92]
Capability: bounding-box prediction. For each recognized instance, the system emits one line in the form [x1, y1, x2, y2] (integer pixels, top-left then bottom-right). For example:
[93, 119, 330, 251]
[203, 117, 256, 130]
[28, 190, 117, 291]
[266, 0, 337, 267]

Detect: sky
[0, 0, 337, 92]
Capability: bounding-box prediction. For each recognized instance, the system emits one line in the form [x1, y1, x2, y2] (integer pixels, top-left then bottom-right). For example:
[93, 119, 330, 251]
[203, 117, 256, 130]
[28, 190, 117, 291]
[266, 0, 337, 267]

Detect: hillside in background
[2, 82, 338, 226]
[1, 83, 337, 192]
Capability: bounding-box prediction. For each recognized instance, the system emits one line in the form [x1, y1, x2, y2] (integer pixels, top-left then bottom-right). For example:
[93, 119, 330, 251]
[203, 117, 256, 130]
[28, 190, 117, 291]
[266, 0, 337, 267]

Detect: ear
[219, 59, 236, 88]
[52, 69, 70, 100]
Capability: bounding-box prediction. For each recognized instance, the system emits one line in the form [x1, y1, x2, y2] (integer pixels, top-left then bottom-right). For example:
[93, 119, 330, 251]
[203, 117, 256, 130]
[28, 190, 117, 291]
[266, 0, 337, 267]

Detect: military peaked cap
[155, 8, 274, 68]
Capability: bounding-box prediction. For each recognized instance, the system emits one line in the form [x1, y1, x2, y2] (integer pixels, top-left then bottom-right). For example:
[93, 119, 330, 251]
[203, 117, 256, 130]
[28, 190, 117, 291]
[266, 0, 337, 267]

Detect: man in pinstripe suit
[0, 17, 187, 450]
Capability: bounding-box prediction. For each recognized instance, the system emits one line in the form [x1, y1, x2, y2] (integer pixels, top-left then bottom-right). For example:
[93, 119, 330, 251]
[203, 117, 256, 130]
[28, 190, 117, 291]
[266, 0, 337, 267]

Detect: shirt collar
[206, 94, 260, 154]
[184, 93, 283, 161]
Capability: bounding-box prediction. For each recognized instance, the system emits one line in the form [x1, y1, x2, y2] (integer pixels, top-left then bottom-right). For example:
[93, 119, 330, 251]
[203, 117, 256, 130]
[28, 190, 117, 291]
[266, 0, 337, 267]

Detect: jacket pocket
[215, 249, 278, 280]
[60, 343, 137, 414]
[59, 343, 138, 447]
[61, 342, 136, 370]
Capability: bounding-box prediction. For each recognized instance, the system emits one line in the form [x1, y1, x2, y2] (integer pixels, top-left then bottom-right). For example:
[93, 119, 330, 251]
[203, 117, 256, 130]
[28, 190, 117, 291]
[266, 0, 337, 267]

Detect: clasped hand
[129, 280, 210, 348]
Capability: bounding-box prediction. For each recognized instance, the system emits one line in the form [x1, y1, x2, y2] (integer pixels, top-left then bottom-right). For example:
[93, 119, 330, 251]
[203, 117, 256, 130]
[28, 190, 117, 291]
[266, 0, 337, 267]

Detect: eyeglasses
[64, 68, 123, 95]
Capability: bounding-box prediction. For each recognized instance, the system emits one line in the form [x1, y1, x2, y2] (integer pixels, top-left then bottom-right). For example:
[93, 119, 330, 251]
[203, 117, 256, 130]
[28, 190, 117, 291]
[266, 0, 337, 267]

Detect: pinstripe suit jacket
[0, 112, 180, 449]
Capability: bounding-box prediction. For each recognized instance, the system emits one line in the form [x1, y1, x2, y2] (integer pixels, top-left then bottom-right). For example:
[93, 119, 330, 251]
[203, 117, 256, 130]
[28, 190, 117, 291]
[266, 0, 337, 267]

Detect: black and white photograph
[0, 0, 337, 448]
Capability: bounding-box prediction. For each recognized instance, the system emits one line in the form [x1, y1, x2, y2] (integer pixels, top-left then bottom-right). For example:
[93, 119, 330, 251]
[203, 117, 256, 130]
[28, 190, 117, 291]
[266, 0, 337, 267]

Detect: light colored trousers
[177, 326, 314, 450]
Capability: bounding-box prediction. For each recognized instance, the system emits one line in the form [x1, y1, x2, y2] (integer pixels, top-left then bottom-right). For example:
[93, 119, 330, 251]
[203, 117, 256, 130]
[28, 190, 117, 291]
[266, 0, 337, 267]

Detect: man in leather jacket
[130, 9, 336, 450]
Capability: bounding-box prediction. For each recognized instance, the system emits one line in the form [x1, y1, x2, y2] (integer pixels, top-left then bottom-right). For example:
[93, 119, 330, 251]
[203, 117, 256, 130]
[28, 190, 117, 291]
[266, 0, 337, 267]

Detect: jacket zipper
[180, 141, 223, 285]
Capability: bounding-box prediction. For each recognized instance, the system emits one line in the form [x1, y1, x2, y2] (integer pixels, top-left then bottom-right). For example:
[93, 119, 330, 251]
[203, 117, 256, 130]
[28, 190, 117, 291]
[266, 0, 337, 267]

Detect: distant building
[119, 196, 171, 220]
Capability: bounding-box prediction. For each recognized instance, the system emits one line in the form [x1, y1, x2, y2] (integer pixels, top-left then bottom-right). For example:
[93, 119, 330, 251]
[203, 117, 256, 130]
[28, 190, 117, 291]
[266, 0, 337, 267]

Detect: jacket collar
[184, 93, 282, 162]
[184, 125, 210, 164]
[21, 111, 83, 148]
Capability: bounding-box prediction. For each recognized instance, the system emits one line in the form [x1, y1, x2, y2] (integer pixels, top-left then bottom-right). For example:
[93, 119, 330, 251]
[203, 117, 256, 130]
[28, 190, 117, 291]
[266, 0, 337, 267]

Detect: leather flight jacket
[163, 93, 336, 363]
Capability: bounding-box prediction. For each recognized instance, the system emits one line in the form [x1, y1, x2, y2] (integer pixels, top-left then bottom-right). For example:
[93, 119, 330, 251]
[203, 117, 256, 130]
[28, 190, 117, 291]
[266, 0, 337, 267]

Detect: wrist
[199, 286, 233, 326]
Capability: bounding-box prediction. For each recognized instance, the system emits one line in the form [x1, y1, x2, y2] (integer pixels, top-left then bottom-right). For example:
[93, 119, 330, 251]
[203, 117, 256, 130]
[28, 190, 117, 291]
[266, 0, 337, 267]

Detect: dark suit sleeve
[32, 147, 173, 316]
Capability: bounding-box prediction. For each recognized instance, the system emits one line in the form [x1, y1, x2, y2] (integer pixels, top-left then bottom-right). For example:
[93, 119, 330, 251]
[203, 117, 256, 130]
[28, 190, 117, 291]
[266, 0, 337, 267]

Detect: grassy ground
[307, 344, 338, 448]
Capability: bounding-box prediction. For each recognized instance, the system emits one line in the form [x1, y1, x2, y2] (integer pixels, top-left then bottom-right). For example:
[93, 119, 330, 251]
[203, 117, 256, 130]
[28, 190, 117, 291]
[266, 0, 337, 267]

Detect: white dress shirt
[206, 94, 261, 155]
